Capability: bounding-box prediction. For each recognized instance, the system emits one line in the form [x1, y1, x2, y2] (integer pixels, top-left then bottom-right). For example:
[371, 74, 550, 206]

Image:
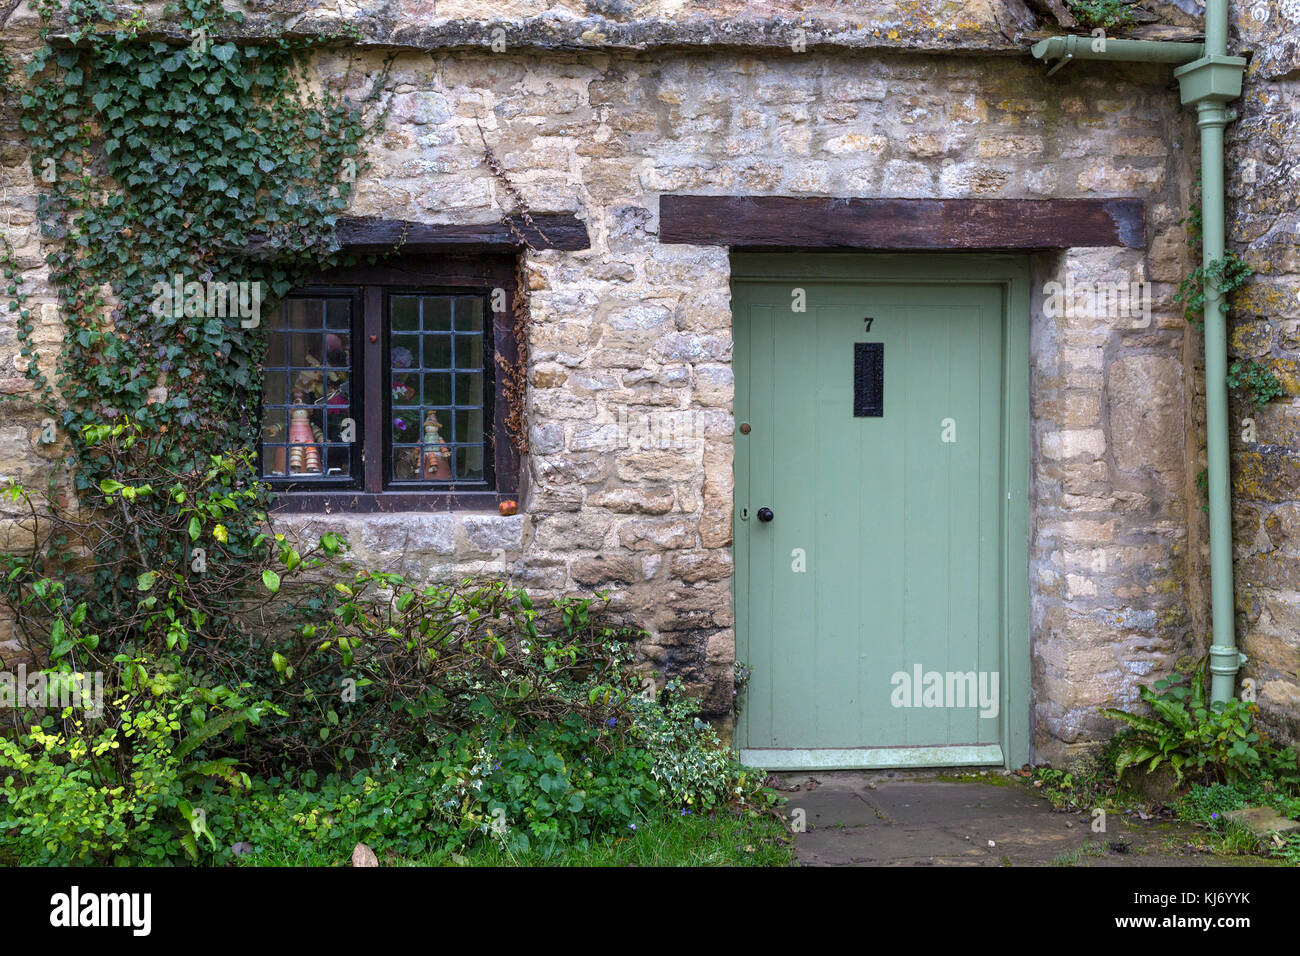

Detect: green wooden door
[733, 255, 1030, 770]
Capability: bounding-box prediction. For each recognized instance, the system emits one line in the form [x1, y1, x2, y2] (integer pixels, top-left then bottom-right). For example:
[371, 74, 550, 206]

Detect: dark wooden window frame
[268, 254, 521, 514]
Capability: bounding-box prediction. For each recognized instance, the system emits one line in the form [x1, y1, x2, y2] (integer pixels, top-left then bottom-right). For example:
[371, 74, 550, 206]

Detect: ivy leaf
[213, 524, 228, 543]
[262, 570, 281, 594]
[188, 515, 201, 542]
[211, 43, 238, 63]
[47, 618, 71, 658]
[136, 571, 157, 592]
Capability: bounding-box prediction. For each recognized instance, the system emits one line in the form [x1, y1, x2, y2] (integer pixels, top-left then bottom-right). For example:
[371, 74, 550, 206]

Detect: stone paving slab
[777, 769, 1284, 867]
[785, 786, 888, 829]
[862, 781, 1051, 825]
[1223, 806, 1300, 839]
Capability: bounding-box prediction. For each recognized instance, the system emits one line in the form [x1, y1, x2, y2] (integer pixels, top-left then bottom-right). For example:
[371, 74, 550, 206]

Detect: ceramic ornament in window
[422, 411, 452, 480]
[263, 421, 286, 476]
[288, 400, 322, 475]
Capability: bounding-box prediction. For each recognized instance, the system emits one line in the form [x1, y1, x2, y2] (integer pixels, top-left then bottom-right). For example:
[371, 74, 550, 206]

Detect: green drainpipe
[1032, 0, 1248, 704]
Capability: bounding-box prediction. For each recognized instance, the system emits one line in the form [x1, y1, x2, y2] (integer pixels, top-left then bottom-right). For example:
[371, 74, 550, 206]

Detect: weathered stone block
[461, 515, 525, 553]
[618, 517, 696, 551]
[360, 514, 456, 555]
[587, 487, 675, 514]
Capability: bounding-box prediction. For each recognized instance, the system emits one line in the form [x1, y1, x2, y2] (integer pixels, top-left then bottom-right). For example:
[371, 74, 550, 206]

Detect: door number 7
[863, 317, 875, 332]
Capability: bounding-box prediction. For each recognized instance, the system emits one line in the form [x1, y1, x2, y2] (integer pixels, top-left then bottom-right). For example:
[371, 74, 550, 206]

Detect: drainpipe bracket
[1173, 54, 1248, 106]
[1208, 643, 1246, 675]
[1045, 53, 1073, 77]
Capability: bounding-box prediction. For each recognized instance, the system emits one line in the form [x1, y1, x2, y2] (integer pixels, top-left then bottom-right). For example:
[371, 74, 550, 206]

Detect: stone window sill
[270, 491, 516, 514]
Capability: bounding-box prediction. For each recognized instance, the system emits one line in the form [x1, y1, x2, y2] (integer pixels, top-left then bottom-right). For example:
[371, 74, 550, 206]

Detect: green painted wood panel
[733, 255, 1027, 764]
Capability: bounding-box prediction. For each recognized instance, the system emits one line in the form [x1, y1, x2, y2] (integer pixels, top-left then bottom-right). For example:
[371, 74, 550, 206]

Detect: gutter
[1032, 2, 1248, 705]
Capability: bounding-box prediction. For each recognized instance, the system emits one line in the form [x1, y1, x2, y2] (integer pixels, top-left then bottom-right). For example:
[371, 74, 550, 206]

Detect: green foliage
[733, 660, 752, 717]
[232, 799, 793, 867]
[1174, 184, 1254, 335]
[1227, 359, 1285, 408]
[1, 665, 773, 865]
[1174, 783, 1248, 831]
[1175, 252, 1255, 333]
[245, 570, 649, 776]
[1100, 659, 1300, 788]
[1273, 832, 1300, 865]
[1176, 781, 1300, 828]
[1067, 0, 1136, 29]
[626, 682, 764, 811]
[0, 687, 256, 864]
[1032, 741, 1125, 811]
[0, 471, 776, 863]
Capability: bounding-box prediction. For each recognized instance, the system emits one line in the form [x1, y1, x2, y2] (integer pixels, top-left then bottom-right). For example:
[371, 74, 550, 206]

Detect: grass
[236, 806, 796, 867]
[1048, 841, 1108, 867]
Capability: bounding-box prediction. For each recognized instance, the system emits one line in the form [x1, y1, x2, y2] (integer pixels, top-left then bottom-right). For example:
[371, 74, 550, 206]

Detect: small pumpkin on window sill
[498, 499, 517, 516]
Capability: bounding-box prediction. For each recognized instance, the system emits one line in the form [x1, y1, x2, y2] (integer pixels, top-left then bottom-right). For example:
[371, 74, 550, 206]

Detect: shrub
[1, 683, 764, 865]
[0, 685, 256, 865]
[626, 682, 761, 811]
[0, 471, 773, 863]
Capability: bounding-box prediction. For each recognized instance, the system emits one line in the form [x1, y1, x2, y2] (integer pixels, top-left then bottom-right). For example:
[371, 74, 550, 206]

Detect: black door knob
[756, 507, 774, 523]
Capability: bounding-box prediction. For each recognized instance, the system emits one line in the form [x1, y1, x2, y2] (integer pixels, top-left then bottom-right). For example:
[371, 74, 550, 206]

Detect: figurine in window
[422, 410, 452, 480]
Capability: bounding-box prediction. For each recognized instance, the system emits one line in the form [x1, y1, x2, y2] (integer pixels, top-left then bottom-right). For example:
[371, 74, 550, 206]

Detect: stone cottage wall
[1225, 1, 1300, 744]
[0, 1, 1238, 760]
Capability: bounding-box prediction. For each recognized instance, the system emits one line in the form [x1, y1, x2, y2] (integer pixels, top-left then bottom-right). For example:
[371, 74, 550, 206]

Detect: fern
[174, 707, 254, 762]
[1101, 659, 1282, 789]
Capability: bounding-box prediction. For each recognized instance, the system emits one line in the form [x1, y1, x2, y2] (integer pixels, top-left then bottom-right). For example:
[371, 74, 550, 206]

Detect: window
[259, 255, 519, 511]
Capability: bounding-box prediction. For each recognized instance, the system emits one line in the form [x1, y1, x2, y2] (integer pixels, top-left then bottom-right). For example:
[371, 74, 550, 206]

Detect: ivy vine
[1171, 178, 1284, 415]
[1174, 189, 1255, 336]
[1, 0, 388, 619]
[1227, 359, 1285, 409]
